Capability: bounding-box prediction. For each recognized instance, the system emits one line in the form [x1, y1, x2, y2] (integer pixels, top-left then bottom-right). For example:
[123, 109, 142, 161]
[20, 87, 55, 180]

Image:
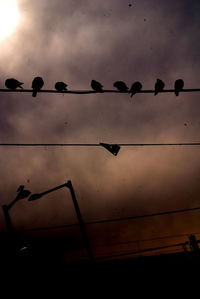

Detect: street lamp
[28, 180, 94, 263]
[2, 185, 31, 233]
[2, 185, 31, 259]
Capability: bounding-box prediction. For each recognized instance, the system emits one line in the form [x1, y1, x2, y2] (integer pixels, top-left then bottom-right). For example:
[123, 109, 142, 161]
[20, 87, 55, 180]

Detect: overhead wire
[95, 241, 188, 261]
[18, 205, 200, 233]
[1, 142, 200, 147]
[0, 88, 200, 94]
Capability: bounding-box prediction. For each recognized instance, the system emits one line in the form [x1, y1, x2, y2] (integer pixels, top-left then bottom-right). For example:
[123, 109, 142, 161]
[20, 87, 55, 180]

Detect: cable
[98, 232, 200, 248]
[1, 142, 200, 147]
[18, 205, 200, 233]
[95, 241, 186, 261]
[1, 88, 200, 94]
[86, 206, 200, 225]
[96, 236, 200, 261]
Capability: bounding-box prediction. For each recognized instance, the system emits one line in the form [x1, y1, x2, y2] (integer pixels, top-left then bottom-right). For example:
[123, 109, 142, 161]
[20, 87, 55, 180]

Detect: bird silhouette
[129, 81, 142, 97]
[91, 80, 103, 92]
[32, 77, 44, 97]
[5, 78, 24, 90]
[17, 185, 25, 192]
[174, 79, 184, 96]
[113, 81, 129, 92]
[55, 81, 68, 92]
[154, 79, 165, 95]
[16, 185, 31, 200]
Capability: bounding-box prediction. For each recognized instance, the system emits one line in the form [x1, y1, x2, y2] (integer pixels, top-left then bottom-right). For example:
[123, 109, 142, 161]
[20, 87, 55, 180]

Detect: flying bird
[5, 78, 24, 90]
[113, 81, 129, 92]
[55, 81, 68, 92]
[129, 81, 142, 97]
[174, 79, 184, 96]
[154, 79, 165, 95]
[32, 76, 44, 97]
[91, 80, 103, 92]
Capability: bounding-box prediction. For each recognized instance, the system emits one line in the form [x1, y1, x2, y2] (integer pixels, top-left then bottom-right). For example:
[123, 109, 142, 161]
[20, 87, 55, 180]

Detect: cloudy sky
[0, 0, 200, 261]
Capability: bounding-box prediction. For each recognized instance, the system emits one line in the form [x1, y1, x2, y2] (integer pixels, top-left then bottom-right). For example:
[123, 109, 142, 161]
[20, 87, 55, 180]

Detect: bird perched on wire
[32, 76, 44, 97]
[5, 78, 24, 90]
[129, 81, 142, 97]
[154, 79, 165, 95]
[174, 79, 184, 96]
[17, 185, 25, 193]
[55, 82, 68, 92]
[16, 185, 31, 199]
[113, 81, 129, 92]
[91, 80, 103, 92]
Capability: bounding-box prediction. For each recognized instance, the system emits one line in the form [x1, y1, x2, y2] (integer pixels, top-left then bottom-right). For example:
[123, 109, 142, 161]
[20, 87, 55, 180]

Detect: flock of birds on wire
[4, 77, 185, 97]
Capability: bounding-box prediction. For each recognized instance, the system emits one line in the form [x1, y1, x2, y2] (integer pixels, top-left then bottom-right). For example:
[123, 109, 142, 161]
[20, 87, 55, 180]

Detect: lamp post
[2, 186, 31, 258]
[28, 180, 94, 263]
[2, 186, 31, 233]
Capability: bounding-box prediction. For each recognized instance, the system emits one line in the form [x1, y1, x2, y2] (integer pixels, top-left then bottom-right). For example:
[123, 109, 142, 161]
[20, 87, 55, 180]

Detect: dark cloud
[0, 0, 200, 260]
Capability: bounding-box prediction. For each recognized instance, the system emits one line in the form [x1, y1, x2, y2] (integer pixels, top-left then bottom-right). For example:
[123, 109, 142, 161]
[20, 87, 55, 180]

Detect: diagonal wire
[18, 205, 200, 233]
[95, 241, 187, 261]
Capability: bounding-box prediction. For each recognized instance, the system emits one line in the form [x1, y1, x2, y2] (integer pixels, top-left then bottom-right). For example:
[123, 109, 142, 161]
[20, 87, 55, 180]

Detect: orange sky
[0, 0, 200, 261]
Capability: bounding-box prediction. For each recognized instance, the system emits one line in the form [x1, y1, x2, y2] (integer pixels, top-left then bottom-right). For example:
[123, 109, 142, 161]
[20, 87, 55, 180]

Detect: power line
[100, 232, 200, 248]
[18, 205, 200, 233]
[0, 88, 200, 94]
[1, 142, 200, 147]
[95, 241, 186, 261]
[86, 205, 200, 225]
[97, 235, 200, 261]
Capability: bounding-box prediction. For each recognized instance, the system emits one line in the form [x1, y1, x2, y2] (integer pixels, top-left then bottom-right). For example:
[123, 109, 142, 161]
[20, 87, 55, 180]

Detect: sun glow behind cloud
[0, 0, 20, 41]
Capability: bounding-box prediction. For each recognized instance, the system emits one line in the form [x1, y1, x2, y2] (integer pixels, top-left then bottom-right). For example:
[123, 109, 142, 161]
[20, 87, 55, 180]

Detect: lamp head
[28, 193, 43, 201]
[16, 185, 31, 200]
[18, 190, 31, 199]
[65, 180, 72, 189]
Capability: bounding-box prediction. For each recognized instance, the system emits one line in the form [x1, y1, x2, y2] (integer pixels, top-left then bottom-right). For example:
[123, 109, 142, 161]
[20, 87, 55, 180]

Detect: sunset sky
[0, 0, 200, 261]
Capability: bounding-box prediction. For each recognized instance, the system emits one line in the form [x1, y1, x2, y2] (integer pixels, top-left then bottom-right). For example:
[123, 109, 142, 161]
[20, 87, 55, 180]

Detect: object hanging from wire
[99, 143, 121, 156]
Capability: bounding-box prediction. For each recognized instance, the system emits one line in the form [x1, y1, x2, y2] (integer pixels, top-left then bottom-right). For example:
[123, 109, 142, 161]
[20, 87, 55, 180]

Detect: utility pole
[2, 204, 14, 233]
[66, 180, 94, 263]
[2, 186, 31, 260]
[188, 234, 199, 252]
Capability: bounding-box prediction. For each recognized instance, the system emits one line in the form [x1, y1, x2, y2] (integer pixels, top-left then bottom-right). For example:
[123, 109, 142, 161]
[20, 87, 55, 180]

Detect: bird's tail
[175, 90, 179, 96]
[154, 91, 158, 95]
[130, 91, 137, 97]
[32, 90, 37, 97]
